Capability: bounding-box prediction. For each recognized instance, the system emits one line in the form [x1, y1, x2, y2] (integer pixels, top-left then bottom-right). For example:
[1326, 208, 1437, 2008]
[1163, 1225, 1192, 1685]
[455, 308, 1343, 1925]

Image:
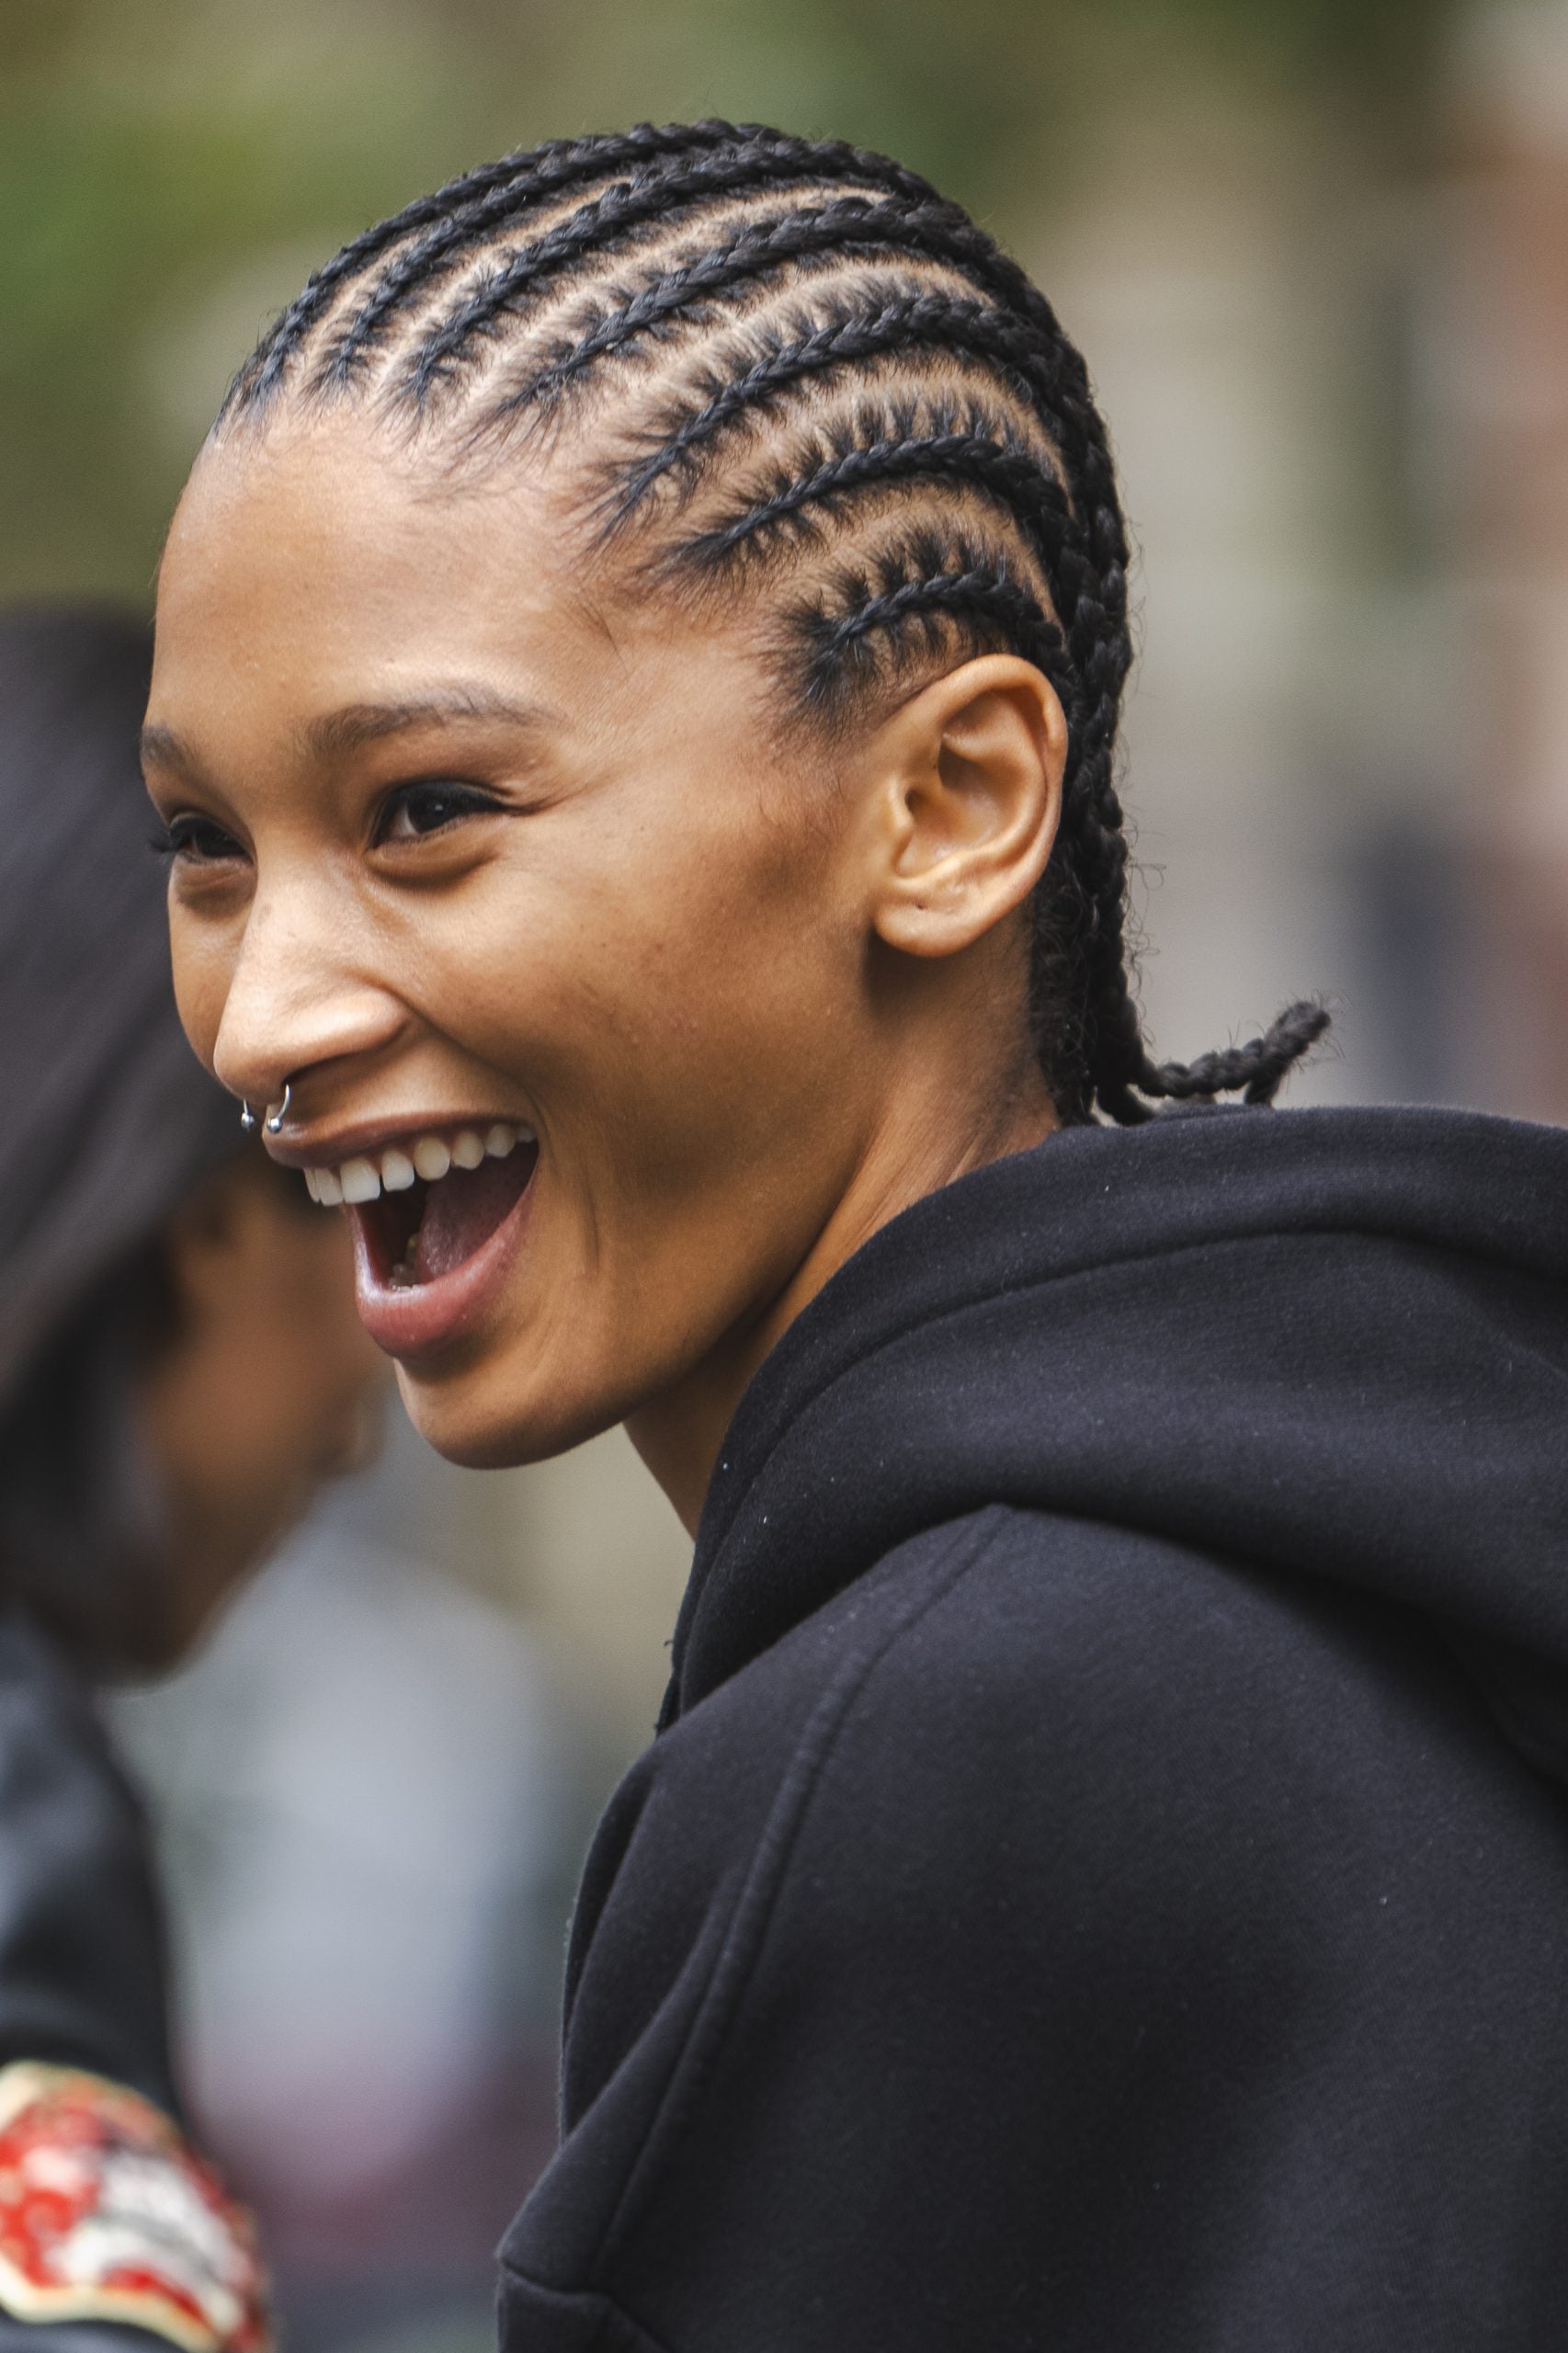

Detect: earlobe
[869, 654, 1067, 961]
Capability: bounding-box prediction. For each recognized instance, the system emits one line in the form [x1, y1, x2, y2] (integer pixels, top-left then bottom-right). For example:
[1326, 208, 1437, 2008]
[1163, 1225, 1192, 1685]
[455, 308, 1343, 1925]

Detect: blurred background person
[0, 606, 384, 2347]
[110, 1436, 577, 2353]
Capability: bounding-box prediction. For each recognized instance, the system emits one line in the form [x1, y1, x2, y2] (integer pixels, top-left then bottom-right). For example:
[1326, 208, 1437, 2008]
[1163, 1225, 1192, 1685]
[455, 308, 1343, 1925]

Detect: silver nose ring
[240, 1083, 291, 1136]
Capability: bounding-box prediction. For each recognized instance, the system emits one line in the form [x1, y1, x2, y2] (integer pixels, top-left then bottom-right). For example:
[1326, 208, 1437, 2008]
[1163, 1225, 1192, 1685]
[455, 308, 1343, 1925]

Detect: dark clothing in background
[0, 1614, 174, 2108]
[500, 1103, 1568, 2353]
[0, 1610, 178, 2351]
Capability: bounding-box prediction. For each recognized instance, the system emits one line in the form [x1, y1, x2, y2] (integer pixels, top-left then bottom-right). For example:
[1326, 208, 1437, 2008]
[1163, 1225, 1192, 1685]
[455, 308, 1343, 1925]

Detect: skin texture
[134, 1151, 386, 1661]
[146, 415, 1066, 1533]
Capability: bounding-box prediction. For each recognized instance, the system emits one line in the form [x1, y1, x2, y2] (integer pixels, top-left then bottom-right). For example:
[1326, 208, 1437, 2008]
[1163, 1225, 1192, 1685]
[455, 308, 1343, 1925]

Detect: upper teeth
[302, 1122, 530, 1206]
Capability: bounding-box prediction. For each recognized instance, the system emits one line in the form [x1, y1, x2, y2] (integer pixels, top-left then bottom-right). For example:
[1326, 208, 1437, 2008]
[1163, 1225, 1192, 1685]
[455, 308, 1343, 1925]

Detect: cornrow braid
[474, 192, 1123, 465]
[605, 290, 1048, 527]
[406, 192, 895, 408]
[671, 417, 1073, 576]
[218, 119, 1327, 1122]
[791, 540, 1072, 710]
[328, 157, 843, 393]
[423, 191, 1003, 418]
[227, 120, 758, 420]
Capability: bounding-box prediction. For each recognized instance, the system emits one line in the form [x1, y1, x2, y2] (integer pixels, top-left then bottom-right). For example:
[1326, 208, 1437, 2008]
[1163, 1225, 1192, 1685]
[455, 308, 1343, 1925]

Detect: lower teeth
[389, 1231, 421, 1289]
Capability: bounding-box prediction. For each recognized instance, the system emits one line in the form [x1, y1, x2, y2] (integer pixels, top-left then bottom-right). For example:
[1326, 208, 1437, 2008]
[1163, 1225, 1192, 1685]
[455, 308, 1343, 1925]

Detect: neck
[626, 1060, 1056, 1535]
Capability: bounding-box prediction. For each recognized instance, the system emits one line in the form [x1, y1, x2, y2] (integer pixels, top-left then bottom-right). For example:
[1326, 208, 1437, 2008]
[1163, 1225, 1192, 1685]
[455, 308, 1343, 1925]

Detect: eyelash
[148, 814, 244, 863]
[147, 781, 502, 866]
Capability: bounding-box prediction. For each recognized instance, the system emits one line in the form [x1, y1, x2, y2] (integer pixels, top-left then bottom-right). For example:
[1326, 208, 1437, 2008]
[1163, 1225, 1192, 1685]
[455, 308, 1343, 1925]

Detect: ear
[860, 654, 1067, 959]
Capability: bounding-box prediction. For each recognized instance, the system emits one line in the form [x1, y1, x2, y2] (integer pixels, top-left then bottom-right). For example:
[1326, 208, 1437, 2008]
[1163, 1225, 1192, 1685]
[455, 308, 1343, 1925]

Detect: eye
[151, 813, 245, 864]
[374, 781, 501, 846]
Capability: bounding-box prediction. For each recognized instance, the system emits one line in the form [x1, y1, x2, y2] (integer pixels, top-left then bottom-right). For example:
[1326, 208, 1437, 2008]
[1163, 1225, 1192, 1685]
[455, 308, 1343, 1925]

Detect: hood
[667, 1103, 1568, 1783]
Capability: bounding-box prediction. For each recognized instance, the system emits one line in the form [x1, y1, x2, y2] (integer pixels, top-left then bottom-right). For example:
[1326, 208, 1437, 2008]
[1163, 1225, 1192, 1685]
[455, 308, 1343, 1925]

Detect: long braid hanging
[221, 119, 1328, 1122]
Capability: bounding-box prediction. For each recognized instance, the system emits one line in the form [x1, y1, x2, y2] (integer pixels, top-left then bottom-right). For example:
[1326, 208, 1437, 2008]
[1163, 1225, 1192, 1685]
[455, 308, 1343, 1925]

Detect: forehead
[152, 416, 631, 722]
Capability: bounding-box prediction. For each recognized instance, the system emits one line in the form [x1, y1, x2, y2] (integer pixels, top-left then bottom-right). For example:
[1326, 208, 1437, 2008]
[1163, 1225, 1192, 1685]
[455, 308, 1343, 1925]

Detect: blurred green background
[1, 0, 1460, 607]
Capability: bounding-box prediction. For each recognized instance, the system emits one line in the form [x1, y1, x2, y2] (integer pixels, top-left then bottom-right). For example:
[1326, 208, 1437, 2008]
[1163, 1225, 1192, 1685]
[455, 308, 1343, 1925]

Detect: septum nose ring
[240, 1083, 291, 1136]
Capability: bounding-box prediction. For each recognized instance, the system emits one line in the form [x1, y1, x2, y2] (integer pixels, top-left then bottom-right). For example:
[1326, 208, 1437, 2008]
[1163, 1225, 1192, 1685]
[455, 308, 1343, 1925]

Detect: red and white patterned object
[0, 2062, 270, 2351]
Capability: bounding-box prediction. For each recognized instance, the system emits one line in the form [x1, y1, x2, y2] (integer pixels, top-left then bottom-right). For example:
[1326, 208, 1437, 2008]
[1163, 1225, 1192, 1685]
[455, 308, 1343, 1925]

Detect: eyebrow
[140, 686, 558, 784]
[301, 687, 560, 759]
[139, 722, 202, 782]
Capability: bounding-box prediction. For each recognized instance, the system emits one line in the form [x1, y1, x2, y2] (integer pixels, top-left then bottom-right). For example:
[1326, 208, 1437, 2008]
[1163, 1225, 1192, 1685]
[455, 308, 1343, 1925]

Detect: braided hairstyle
[216, 119, 1327, 1123]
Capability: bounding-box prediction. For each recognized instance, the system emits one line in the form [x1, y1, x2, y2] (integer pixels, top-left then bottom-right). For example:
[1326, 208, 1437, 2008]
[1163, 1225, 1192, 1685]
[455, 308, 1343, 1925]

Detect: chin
[392, 1352, 621, 1471]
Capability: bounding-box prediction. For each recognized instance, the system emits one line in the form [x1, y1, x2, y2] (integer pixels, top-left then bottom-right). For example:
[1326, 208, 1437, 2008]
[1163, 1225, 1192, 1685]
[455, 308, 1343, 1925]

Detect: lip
[348, 1153, 538, 1360]
[264, 1110, 533, 1171]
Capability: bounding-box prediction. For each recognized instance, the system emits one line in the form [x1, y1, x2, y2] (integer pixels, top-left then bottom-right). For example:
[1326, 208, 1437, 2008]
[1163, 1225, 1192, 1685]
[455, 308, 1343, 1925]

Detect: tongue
[415, 1148, 534, 1282]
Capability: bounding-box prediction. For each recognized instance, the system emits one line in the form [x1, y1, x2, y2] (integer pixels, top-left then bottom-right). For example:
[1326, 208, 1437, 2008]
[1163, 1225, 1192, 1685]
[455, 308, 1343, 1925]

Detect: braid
[1147, 1004, 1334, 1107]
[218, 119, 1328, 1122]
[326, 145, 893, 392]
[227, 150, 559, 420]
[447, 192, 1028, 423]
[605, 291, 1049, 527]
[479, 196, 1125, 471]
[1047, 499, 1142, 1120]
[409, 193, 913, 409]
[675, 421, 1073, 574]
[793, 544, 1072, 713]
[228, 121, 755, 418]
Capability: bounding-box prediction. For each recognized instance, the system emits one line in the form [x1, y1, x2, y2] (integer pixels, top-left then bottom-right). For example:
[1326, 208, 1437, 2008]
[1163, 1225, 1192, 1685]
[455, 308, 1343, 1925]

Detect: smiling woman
[145, 122, 1568, 2353]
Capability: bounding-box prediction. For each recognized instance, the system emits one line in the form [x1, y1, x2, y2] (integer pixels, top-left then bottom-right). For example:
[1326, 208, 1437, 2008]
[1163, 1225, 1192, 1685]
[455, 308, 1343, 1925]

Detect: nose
[211, 870, 405, 1117]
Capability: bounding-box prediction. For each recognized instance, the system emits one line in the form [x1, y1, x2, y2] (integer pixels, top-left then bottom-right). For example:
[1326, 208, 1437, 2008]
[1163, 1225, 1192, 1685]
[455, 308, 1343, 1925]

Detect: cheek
[414, 797, 848, 1137]
[168, 909, 238, 1068]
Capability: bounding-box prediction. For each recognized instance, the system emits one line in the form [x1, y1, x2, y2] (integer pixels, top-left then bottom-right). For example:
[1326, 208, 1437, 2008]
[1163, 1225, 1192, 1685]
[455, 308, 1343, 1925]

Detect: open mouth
[308, 1123, 540, 1291]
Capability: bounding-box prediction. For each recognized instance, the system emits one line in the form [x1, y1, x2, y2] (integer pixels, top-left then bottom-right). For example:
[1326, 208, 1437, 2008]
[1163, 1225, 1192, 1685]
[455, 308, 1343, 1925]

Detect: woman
[145, 125, 1567, 2350]
[0, 609, 382, 2352]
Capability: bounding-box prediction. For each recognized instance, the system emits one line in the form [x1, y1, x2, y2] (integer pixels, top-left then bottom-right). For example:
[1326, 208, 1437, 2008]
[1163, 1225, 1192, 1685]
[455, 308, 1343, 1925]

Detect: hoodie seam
[591, 1507, 1007, 2285]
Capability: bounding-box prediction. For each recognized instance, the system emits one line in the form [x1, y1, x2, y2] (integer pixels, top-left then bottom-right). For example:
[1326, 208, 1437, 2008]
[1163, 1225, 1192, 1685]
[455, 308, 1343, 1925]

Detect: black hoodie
[498, 1103, 1568, 2353]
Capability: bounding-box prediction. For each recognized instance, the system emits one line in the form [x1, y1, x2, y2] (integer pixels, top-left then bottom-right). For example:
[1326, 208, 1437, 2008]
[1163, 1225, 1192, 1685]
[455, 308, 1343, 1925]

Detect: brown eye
[375, 783, 499, 844]
[154, 813, 244, 864]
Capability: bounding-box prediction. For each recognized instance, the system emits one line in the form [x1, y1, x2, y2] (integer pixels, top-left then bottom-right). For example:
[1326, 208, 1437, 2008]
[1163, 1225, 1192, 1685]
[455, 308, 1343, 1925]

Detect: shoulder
[562, 1499, 1539, 2100]
[526, 1505, 1560, 2315]
[745, 1503, 1525, 1975]
[597, 1508, 1317, 2019]
[684, 1501, 1371, 1798]
[676, 1502, 1559, 2178]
